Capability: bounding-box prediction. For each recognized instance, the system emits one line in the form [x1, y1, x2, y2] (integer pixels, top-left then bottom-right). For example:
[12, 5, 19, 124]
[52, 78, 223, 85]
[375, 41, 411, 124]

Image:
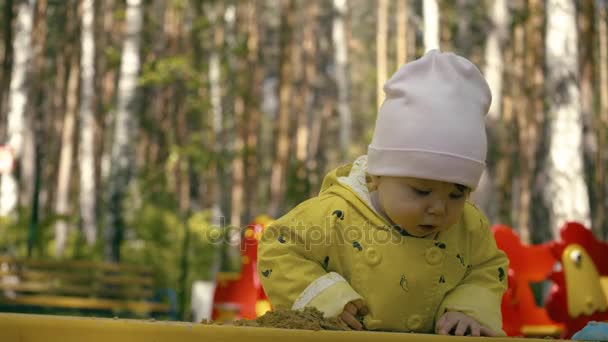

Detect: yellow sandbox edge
[0, 313, 567, 342]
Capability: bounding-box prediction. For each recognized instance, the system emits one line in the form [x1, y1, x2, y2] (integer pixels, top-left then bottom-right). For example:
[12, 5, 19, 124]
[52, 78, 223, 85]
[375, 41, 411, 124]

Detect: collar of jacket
[318, 155, 393, 229]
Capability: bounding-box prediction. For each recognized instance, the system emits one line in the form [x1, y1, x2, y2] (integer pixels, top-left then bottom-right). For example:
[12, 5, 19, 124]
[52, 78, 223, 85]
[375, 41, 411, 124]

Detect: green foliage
[0, 208, 76, 258]
[117, 165, 221, 317]
[140, 56, 200, 88]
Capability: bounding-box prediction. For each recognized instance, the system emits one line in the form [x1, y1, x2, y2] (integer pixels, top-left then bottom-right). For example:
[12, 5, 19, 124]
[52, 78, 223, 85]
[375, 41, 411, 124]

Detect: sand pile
[211, 307, 351, 331]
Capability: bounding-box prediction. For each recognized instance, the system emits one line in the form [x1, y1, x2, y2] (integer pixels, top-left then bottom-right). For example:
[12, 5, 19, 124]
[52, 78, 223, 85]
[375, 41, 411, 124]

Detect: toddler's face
[372, 176, 468, 237]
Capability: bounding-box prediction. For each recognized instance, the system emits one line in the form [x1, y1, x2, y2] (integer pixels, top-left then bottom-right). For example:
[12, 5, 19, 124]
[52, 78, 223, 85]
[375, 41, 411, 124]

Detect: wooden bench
[0, 256, 176, 319]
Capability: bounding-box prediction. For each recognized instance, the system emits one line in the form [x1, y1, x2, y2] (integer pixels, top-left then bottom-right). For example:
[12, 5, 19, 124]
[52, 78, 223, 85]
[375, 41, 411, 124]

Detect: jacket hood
[320, 156, 377, 214]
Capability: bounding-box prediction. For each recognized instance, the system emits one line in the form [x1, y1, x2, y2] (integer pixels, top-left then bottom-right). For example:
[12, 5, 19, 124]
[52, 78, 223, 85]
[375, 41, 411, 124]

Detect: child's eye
[413, 188, 431, 196]
[449, 192, 465, 199]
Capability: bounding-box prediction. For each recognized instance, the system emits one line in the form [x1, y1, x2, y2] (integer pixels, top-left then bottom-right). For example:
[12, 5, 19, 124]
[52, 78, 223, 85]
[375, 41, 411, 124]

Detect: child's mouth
[419, 225, 437, 230]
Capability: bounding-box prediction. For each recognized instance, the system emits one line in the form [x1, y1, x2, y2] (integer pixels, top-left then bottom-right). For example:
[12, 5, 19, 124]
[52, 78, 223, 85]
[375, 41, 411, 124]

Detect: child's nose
[427, 198, 446, 215]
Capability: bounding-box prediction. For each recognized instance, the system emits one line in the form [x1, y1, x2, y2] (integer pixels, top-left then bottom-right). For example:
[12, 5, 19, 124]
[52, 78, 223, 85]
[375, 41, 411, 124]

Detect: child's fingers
[469, 322, 481, 337]
[351, 299, 369, 315]
[343, 302, 358, 316]
[339, 311, 363, 330]
[480, 326, 498, 337]
[454, 320, 470, 336]
[435, 315, 454, 335]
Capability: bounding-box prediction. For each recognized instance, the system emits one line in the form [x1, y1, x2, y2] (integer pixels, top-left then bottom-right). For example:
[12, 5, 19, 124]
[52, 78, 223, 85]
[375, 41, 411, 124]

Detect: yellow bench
[0, 257, 175, 318]
[0, 312, 570, 342]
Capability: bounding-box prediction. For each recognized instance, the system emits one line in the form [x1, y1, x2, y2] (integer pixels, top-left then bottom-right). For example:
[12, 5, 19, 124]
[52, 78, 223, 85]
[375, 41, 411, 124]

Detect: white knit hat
[367, 50, 491, 189]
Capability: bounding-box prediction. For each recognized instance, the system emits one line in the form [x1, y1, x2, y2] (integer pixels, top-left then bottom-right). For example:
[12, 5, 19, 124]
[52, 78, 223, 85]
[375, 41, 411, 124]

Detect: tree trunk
[105, 0, 143, 263]
[423, 0, 440, 51]
[513, 0, 544, 243]
[0, 0, 14, 132]
[26, 0, 48, 257]
[333, 0, 350, 162]
[456, 0, 472, 56]
[229, 4, 248, 229]
[376, 0, 388, 109]
[0, 0, 35, 217]
[578, 0, 598, 238]
[245, 0, 261, 221]
[268, 0, 295, 217]
[207, 2, 224, 213]
[55, 46, 79, 257]
[474, 0, 509, 221]
[512, 21, 528, 240]
[305, 4, 325, 197]
[544, 0, 591, 234]
[396, 0, 409, 65]
[290, 2, 314, 203]
[79, 0, 97, 246]
[524, 0, 545, 243]
[597, 0, 608, 239]
[97, 0, 116, 189]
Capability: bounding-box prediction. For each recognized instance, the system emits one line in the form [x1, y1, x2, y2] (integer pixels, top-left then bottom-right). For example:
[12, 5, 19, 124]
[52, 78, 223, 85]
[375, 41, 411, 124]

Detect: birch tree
[105, 0, 143, 262]
[473, 0, 508, 221]
[1, 0, 35, 217]
[333, 0, 351, 161]
[544, 0, 591, 233]
[207, 2, 224, 215]
[376, 0, 388, 109]
[78, 0, 97, 245]
[423, 0, 440, 51]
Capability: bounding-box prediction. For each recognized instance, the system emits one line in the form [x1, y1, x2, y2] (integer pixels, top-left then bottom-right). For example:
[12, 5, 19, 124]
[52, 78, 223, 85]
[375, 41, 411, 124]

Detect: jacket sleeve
[435, 213, 509, 335]
[257, 195, 362, 318]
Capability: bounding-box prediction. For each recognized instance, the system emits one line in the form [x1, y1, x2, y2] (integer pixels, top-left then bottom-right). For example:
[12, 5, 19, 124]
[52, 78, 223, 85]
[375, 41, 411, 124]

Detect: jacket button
[365, 247, 382, 266]
[406, 314, 423, 330]
[425, 247, 443, 265]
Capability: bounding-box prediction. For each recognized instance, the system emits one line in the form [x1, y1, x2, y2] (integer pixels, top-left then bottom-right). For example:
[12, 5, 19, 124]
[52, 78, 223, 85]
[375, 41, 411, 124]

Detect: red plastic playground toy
[211, 215, 273, 322]
[494, 221, 608, 338]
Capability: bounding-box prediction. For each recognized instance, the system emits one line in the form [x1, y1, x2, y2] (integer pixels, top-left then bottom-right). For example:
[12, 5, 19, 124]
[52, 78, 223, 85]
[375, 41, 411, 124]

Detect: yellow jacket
[258, 156, 508, 334]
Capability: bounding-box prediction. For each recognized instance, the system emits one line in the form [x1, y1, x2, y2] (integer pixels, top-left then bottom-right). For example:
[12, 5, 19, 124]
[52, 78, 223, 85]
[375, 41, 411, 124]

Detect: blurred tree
[376, 0, 388, 109]
[55, 0, 79, 257]
[333, 0, 351, 162]
[474, 0, 509, 222]
[597, 0, 608, 239]
[396, 0, 410, 65]
[423, 0, 440, 51]
[105, 0, 143, 262]
[544, 0, 591, 234]
[268, 0, 295, 218]
[78, 0, 98, 246]
[0, 0, 14, 126]
[0, 0, 35, 218]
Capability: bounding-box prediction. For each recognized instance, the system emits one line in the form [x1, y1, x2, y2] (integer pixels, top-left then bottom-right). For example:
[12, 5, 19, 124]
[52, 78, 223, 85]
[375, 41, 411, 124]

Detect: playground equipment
[211, 215, 272, 322]
[494, 221, 608, 338]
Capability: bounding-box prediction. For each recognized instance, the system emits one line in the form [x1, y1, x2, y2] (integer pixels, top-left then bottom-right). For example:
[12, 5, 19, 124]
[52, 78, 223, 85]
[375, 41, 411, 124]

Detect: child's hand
[435, 311, 497, 337]
[339, 299, 369, 330]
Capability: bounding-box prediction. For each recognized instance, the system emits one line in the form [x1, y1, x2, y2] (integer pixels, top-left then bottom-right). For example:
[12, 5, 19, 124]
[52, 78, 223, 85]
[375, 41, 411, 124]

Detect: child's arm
[434, 214, 509, 336]
[257, 196, 364, 320]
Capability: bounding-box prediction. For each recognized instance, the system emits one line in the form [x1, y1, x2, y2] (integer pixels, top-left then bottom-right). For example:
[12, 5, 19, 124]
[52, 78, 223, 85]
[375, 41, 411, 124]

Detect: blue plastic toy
[572, 321, 608, 341]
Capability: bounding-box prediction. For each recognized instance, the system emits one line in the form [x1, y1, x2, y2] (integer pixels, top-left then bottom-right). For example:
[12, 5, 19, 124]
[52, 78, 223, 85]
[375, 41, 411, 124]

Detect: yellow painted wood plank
[0, 257, 153, 274]
[0, 282, 154, 298]
[0, 313, 569, 342]
[0, 269, 155, 287]
[0, 295, 170, 313]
